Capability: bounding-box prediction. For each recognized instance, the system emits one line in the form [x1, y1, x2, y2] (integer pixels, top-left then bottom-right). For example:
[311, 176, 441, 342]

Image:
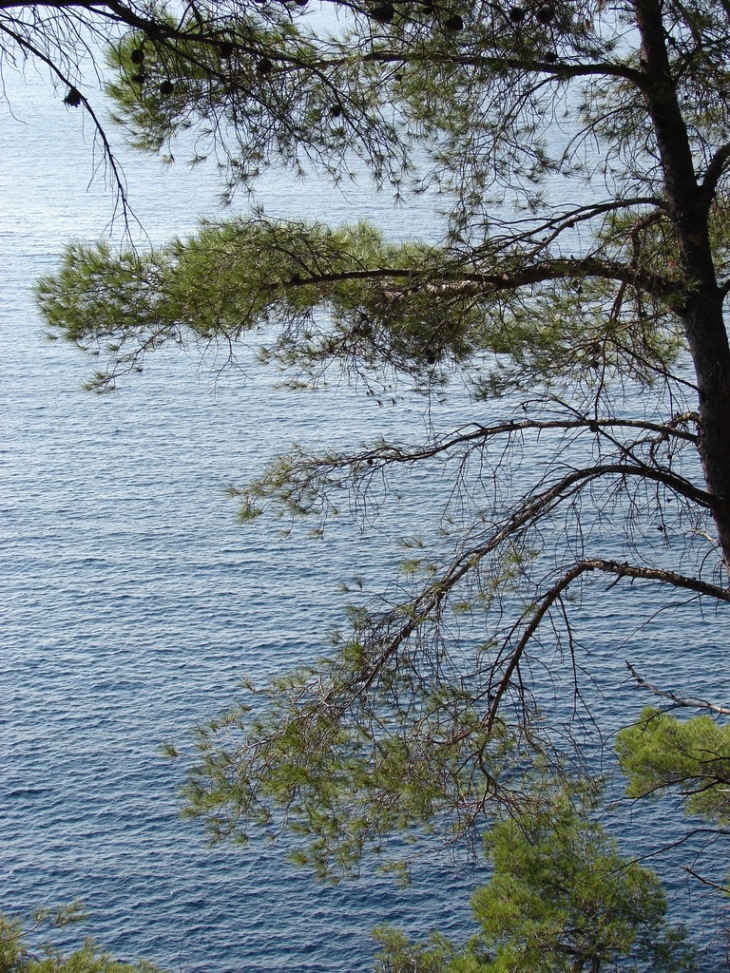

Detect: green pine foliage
[617, 707, 730, 825]
[0, 906, 162, 973]
[13, 0, 730, 957]
[32, 0, 730, 898]
[376, 784, 696, 972]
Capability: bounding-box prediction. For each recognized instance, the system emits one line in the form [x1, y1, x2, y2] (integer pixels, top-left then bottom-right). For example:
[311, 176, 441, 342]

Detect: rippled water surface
[3, 62, 730, 973]
[0, 66, 483, 973]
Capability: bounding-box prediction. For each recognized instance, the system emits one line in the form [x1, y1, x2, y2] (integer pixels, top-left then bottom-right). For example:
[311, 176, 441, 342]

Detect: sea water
[2, 59, 730, 973]
[0, 63, 486, 973]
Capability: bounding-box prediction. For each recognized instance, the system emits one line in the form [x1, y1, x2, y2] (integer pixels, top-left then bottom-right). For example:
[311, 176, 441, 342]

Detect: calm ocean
[2, 59, 730, 972]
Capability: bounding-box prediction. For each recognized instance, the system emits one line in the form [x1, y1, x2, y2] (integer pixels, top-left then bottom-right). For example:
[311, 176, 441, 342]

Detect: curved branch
[486, 560, 730, 731]
[0, 17, 133, 225]
[477, 198, 666, 258]
[358, 416, 699, 468]
[342, 462, 719, 709]
[702, 139, 730, 203]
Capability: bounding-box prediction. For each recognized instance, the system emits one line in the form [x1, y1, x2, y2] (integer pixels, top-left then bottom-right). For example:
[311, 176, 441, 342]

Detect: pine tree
[27, 0, 730, 932]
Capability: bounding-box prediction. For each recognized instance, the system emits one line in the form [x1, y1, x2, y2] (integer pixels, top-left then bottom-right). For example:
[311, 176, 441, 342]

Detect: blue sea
[2, 59, 730, 972]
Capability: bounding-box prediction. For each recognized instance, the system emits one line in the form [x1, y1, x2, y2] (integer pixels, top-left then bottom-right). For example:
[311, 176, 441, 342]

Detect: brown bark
[634, 0, 730, 576]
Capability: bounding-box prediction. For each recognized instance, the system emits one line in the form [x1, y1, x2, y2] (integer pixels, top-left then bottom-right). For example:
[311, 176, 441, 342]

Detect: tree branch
[626, 661, 730, 715]
[285, 255, 680, 301]
[701, 140, 730, 204]
[486, 562, 730, 731]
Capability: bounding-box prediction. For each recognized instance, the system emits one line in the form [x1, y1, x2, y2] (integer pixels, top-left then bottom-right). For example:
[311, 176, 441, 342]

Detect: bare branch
[626, 661, 730, 715]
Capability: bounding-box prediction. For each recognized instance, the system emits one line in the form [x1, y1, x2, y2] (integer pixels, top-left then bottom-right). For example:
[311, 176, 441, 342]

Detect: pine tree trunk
[684, 293, 730, 575]
[634, 0, 730, 577]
